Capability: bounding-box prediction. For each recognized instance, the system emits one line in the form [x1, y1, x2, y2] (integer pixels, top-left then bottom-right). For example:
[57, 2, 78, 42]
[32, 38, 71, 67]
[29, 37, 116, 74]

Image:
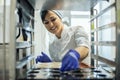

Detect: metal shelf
[91, 41, 116, 46]
[91, 54, 116, 67]
[91, 22, 116, 33]
[22, 27, 34, 32]
[90, 2, 115, 22]
[16, 41, 32, 49]
[16, 55, 34, 69]
[17, 23, 34, 32]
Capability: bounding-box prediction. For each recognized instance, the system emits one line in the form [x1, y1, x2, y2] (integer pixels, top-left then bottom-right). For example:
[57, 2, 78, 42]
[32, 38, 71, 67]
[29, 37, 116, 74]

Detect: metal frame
[90, 0, 120, 79]
[9, 0, 17, 80]
[3, 0, 6, 79]
[94, 9, 99, 67]
[115, 0, 120, 79]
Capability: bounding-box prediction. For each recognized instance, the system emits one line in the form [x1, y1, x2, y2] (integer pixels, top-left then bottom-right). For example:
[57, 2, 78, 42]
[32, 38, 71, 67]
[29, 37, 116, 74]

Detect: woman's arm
[75, 46, 89, 61]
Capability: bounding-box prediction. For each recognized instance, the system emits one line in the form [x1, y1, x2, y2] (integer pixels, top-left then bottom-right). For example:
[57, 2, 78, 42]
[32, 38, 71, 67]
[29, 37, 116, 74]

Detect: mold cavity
[98, 74, 106, 77]
[93, 70, 101, 73]
[32, 68, 41, 70]
[27, 74, 36, 77]
[29, 70, 39, 73]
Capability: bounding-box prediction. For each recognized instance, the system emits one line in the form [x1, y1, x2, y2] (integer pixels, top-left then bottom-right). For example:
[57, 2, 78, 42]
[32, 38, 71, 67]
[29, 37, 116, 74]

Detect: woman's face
[43, 10, 63, 37]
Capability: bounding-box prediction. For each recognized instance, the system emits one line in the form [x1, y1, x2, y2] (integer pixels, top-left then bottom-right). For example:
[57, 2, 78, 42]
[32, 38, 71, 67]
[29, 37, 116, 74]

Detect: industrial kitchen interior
[0, 0, 120, 80]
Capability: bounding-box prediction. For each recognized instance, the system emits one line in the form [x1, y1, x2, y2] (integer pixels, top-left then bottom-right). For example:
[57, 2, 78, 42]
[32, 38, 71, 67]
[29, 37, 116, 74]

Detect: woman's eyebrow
[49, 16, 56, 19]
[44, 16, 56, 21]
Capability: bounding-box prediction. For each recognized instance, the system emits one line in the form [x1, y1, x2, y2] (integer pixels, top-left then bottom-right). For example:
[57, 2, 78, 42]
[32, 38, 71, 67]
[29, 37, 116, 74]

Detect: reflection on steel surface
[25, 62, 115, 79]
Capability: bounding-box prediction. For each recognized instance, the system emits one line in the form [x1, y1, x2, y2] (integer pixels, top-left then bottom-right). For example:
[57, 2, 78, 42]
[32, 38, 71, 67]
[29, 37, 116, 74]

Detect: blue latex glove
[60, 49, 80, 72]
[36, 52, 52, 63]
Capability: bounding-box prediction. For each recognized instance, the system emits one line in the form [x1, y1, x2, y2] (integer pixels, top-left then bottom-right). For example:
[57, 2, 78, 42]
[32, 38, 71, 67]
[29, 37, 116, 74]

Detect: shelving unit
[15, 0, 35, 79]
[0, 0, 37, 79]
[90, 0, 120, 79]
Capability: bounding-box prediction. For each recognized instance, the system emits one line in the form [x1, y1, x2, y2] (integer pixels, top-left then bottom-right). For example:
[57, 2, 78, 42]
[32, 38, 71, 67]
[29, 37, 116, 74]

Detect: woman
[36, 10, 90, 72]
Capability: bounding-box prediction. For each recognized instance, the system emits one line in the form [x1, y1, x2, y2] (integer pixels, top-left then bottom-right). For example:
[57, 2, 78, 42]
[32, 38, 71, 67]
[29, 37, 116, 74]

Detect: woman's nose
[49, 22, 54, 27]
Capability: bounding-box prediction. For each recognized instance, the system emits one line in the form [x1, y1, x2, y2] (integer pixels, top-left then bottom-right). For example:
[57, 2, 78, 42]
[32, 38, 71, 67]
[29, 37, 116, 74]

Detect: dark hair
[40, 10, 62, 22]
[40, 10, 49, 22]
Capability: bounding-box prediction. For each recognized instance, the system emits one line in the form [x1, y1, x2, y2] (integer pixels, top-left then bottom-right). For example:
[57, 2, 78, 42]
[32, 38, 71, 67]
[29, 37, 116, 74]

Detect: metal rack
[8, 0, 35, 80]
[15, 0, 35, 79]
[90, 0, 120, 79]
[0, 0, 36, 80]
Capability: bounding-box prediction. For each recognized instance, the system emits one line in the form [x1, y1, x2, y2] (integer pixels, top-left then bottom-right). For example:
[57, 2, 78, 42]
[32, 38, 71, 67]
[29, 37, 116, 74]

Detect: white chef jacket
[49, 25, 90, 62]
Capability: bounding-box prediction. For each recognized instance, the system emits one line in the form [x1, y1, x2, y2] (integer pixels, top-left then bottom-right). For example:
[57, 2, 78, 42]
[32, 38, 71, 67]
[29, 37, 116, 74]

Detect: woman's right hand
[60, 49, 80, 72]
[36, 52, 52, 63]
